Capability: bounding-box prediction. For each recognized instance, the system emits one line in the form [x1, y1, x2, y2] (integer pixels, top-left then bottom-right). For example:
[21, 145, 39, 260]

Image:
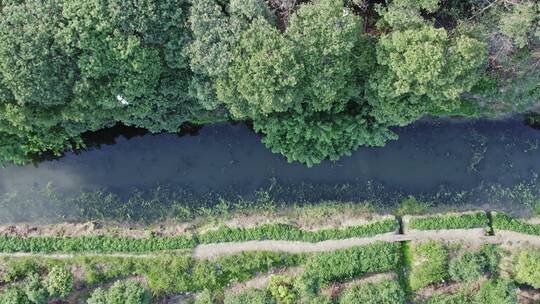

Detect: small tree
[45, 266, 73, 299]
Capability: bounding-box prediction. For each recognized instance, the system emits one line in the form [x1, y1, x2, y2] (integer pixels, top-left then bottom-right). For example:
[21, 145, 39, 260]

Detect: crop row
[0, 219, 398, 253]
[406, 211, 489, 231]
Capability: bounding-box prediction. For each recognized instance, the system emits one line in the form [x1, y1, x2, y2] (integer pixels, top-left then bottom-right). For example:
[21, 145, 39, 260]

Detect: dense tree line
[0, 0, 537, 166]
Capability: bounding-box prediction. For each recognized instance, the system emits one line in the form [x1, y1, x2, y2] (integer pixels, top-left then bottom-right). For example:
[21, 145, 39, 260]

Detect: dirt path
[0, 228, 538, 261]
[193, 229, 490, 259]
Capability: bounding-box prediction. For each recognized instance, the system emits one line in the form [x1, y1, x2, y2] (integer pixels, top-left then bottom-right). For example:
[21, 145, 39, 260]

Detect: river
[1, 117, 540, 223]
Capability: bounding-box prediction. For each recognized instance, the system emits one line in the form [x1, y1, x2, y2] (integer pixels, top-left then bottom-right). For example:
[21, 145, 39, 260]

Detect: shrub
[449, 252, 487, 283]
[23, 273, 48, 304]
[338, 280, 406, 304]
[473, 278, 516, 304]
[87, 280, 151, 304]
[408, 212, 488, 231]
[514, 250, 540, 288]
[0, 286, 30, 304]
[304, 242, 400, 285]
[45, 266, 73, 299]
[3, 259, 42, 282]
[224, 288, 275, 304]
[268, 275, 298, 304]
[409, 241, 448, 290]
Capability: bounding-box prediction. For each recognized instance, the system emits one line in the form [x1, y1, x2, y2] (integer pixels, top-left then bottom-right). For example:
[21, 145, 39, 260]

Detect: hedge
[303, 242, 401, 285]
[0, 235, 197, 253]
[0, 219, 398, 254]
[407, 212, 488, 231]
[492, 213, 540, 235]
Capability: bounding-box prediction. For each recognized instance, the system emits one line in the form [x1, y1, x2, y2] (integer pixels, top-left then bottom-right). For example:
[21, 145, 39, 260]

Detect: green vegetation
[302, 242, 401, 285]
[0, 0, 536, 166]
[338, 279, 406, 304]
[0, 219, 396, 253]
[87, 280, 151, 304]
[514, 250, 540, 288]
[492, 212, 540, 235]
[407, 211, 489, 231]
[408, 241, 448, 290]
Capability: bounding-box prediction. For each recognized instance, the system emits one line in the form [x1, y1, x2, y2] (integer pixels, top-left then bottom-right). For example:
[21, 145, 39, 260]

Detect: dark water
[1, 117, 540, 221]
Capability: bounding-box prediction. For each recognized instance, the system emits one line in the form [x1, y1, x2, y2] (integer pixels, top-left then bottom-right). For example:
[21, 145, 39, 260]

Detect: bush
[23, 273, 48, 304]
[408, 212, 488, 231]
[87, 280, 151, 304]
[45, 266, 73, 299]
[268, 275, 298, 304]
[514, 250, 540, 288]
[473, 278, 516, 304]
[224, 288, 275, 304]
[338, 280, 406, 304]
[449, 252, 487, 283]
[3, 259, 42, 282]
[409, 241, 448, 290]
[0, 286, 30, 304]
[304, 242, 400, 285]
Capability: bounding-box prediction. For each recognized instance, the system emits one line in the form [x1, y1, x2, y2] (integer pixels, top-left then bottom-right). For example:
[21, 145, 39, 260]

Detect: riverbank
[2, 210, 540, 303]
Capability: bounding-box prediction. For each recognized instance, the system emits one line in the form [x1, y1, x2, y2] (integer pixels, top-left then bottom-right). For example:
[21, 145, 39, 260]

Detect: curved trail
[193, 228, 490, 259]
[0, 229, 538, 260]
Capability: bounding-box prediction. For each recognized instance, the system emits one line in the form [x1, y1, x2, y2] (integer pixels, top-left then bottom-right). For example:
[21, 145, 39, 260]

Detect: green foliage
[0, 220, 396, 253]
[473, 278, 516, 304]
[394, 196, 431, 215]
[0, 286, 31, 304]
[303, 242, 401, 285]
[492, 213, 540, 235]
[448, 252, 487, 283]
[338, 279, 406, 304]
[197, 219, 399, 243]
[219, 0, 393, 166]
[254, 111, 396, 167]
[45, 266, 73, 299]
[375, 0, 440, 29]
[87, 280, 151, 304]
[499, 1, 538, 48]
[268, 275, 298, 304]
[216, 18, 303, 119]
[408, 212, 488, 230]
[0, 235, 197, 253]
[409, 241, 448, 290]
[514, 250, 540, 288]
[3, 259, 42, 282]
[23, 273, 48, 304]
[368, 25, 487, 126]
[224, 288, 275, 304]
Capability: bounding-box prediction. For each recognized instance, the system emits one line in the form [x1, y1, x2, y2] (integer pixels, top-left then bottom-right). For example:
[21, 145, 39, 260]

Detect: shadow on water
[3, 116, 540, 223]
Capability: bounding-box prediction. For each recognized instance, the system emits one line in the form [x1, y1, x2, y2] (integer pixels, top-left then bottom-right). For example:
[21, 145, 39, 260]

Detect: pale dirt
[194, 229, 490, 259]
[0, 229, 539, 262]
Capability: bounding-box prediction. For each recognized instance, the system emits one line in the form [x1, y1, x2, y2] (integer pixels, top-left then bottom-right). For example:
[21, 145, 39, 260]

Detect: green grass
[407, 212, 488, 231]
[491, 213, 540, 235]
[0, 219, 398, 254]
